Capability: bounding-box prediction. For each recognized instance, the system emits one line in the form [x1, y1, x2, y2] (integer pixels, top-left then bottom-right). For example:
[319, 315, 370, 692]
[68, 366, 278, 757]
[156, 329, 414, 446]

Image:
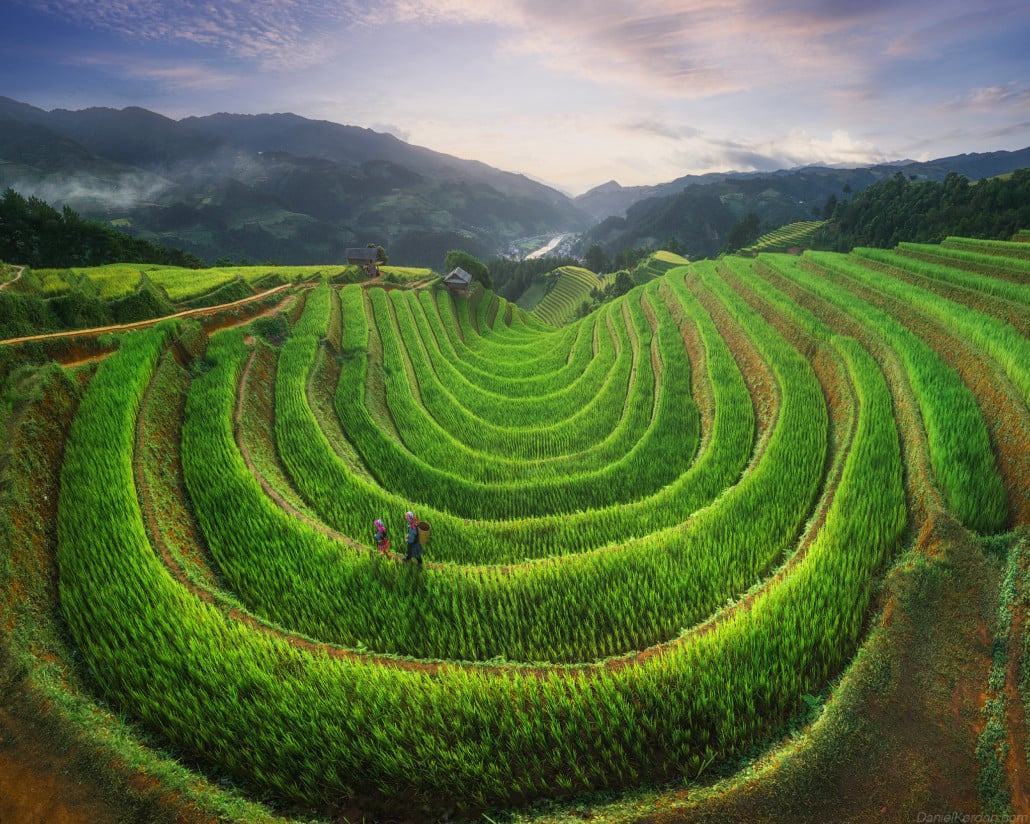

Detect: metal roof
[444, 267, 473, 284]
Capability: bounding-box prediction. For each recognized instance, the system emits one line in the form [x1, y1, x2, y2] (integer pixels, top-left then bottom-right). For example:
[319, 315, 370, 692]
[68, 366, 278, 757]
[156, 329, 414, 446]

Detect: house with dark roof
[346, 247, 381, 277]
[443, 266, 473, 295]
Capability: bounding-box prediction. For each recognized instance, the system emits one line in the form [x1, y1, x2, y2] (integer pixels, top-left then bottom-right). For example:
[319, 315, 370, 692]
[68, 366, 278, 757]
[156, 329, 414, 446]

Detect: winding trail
[0, 281, 299, 347]
[0, 265, 25, 291]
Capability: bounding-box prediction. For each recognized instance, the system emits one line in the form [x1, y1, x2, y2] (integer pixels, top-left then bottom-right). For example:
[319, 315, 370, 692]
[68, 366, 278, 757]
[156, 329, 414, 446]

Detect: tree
[664, 236, 685, 255]
[583, 244, 609, 274]
[368, 243, 388, 264]
[623, 247, 642, 269]
[444, 249, 492, 289]
[0, 188, 201, 269]
[722, 212, 762, 254]
[612, 270, 634, 298]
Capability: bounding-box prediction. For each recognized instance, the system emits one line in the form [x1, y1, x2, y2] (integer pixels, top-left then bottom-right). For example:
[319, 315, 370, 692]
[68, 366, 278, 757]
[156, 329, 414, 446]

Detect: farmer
[372, 518, 389, 553]
[403, 510, 423, 565]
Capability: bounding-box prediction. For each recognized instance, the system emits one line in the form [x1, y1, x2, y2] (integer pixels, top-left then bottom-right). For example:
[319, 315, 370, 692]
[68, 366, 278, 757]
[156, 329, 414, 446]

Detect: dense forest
[0, 188, 202, 269]
[822, 168, 1030, 250]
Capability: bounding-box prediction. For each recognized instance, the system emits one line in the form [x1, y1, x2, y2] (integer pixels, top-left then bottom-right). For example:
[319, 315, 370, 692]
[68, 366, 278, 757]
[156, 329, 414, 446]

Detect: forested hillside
[822, 169, 1030, 250]
[0, 188, 201, 269]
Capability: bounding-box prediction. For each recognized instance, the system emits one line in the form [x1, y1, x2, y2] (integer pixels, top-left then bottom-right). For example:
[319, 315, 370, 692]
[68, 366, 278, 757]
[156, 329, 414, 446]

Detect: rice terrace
[2, 234, 1030, 824]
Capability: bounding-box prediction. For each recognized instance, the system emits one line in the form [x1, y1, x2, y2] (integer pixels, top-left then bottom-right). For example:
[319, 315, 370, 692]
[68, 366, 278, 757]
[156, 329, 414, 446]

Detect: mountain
[574, 173, 731, 222]
[575, 148, 1030, 224]
[2, 96, 1027, 268]
[577, 148, 1030, 259]
[0, 97, 589, 267]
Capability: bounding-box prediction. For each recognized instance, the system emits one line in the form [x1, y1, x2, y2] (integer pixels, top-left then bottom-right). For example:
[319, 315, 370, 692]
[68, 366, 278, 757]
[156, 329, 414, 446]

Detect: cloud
[942, 84, 1030, 113]
[21, 0, 1029, 105]
[669, 128, 888, 175]
[66, 54, 244, 91]
[3, 172, 173, 211]
[982, 120, 1030, 140]
[19, 0, 363, 68]
[619, 120, 701, 141]
[348, 0, 876, 99]
[367, 0, 1030, 108]
[883, 3, 1026, 58]
[371, 122, 412, 141]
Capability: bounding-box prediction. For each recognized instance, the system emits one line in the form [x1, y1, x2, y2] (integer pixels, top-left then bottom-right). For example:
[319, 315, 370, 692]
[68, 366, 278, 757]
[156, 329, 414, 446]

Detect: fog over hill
[0, 96, 1026, 267]
[0, 97, 589, 267]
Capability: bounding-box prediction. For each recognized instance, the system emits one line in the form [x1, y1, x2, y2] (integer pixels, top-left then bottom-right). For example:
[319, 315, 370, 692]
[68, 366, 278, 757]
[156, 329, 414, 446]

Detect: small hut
[443, 266, 473, 296]
[346, 247, 381, 278]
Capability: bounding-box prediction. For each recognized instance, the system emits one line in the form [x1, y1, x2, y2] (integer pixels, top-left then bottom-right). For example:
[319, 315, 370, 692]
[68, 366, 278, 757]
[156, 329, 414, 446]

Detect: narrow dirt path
[658, 280, 715, 455]
[0, 281, 300, 346]
[0, 264, 25, 291]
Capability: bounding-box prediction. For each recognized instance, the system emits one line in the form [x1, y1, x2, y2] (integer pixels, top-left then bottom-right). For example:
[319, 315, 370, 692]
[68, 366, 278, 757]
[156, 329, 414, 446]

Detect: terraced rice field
[740, 220, 825, 255]
[633, 250, 690, 278]
[529, 265, 602, 325]
[4, 236, 1030, 820]
[27, 262, 432, 304]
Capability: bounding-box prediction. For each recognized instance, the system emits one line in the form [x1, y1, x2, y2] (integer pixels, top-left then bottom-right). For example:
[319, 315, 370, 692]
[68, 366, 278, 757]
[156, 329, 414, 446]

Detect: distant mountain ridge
[0, 96, 1026, 266]
[577, 147, 1030, 260]
[0, 97, 589, 266]
[574, 147, 1030, 221]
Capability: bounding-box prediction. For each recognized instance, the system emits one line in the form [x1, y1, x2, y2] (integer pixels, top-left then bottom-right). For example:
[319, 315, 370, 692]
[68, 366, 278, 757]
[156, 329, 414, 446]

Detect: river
[525, 234, 567, 260]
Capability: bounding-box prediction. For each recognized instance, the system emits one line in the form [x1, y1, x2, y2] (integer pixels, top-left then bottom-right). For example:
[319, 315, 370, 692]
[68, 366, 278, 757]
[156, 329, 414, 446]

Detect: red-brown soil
[638, 515, 997, 823]
[0, 706, 126, 824]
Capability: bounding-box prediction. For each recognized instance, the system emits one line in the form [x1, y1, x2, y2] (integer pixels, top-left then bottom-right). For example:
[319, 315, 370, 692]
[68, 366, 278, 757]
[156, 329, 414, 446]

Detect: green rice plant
[531, 266, 603, 326]
[187, 274, 825, 663]
[855, 246, 1030, 307]
[740, 221, 825, 255]
[386, 292, 624, 430]
[414, 288, 594, 396]
[894, 241, 1030, 278]
[941, 236, 1030, 260]
[826, 250, 1030, 418]
[430, 287, 577, 378]
[372, 292, 676, 483]
[64, 263, 149, 298]
[363, 293, 628, 460]
[29, 268, 76, 295]
[771, 251, 1007, 534]
[54, 250, 916, 815]
[306, 280, 752, 562]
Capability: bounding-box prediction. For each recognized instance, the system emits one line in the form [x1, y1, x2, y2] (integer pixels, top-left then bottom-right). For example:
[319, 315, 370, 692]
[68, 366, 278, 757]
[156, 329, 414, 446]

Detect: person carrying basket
[403, 511, 423, 565]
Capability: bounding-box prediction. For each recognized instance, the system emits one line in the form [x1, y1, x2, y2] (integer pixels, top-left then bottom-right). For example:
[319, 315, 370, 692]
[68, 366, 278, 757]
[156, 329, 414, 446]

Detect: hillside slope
[0, 98, 589, 267]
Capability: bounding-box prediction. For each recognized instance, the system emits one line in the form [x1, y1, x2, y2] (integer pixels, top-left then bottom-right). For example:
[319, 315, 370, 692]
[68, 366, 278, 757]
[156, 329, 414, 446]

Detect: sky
[1, 0, 1029, 195]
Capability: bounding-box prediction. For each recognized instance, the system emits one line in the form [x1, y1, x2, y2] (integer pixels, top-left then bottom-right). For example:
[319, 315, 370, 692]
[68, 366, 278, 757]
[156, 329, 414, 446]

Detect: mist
[0, 171, 174, 214]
